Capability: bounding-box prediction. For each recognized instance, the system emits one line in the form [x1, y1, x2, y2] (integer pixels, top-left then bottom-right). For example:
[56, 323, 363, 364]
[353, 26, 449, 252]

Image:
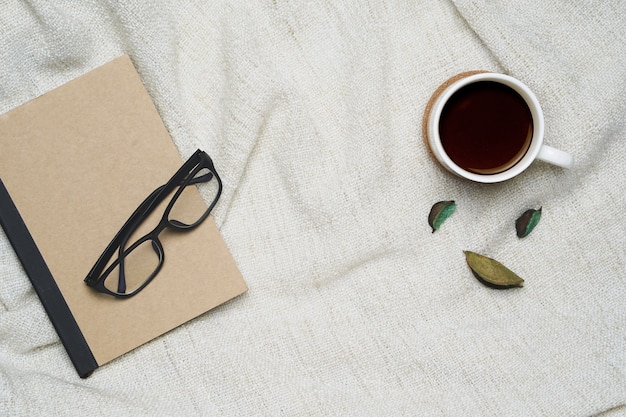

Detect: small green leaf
[428, 200, 456, 233]
[515, 207, 542, 238]
[464, 251, 524, 288]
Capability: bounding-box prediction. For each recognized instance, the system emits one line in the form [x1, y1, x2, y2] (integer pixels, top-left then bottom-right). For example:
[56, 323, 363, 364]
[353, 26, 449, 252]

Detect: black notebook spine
[0, 179, 98, 378]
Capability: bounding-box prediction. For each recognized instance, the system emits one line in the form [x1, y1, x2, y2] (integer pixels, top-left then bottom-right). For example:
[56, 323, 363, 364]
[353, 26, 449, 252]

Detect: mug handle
[536, 145, 574, 169]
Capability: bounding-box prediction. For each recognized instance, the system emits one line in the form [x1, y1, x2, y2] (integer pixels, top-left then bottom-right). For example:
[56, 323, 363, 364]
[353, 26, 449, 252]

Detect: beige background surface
[0, 1, 624, 416]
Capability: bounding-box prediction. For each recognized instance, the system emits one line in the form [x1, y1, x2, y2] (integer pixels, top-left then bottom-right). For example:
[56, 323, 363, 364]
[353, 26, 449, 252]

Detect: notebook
[0, 55, 247, 377]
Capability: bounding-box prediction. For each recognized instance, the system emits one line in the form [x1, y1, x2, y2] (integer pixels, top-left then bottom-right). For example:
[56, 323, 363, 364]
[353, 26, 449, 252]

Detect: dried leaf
[428, 200, 456, 233]
[516, 207, 542, 238]
[464, 251, 524, 288]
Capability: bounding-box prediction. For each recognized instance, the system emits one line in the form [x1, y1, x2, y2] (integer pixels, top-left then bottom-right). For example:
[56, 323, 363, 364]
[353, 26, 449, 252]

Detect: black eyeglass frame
[84, 149, 222, 298]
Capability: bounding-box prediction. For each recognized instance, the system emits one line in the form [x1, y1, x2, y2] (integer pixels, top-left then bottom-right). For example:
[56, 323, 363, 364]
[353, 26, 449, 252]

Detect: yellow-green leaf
[464, 251, 524, 288]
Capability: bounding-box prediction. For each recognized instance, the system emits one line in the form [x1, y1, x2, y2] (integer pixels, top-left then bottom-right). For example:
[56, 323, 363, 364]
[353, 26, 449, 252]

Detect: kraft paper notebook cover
[0, 55, 248, 378]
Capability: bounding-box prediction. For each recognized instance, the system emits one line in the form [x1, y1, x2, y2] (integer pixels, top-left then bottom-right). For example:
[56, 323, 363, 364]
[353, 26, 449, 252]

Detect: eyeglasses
[84, 150, 222, 298]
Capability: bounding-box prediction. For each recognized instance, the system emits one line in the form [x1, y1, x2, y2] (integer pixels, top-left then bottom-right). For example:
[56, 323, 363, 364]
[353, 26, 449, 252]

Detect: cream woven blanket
[1, 1, 625, 416]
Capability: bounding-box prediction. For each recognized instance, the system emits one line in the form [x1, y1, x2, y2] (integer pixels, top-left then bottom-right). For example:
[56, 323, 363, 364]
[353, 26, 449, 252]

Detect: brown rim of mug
[421, 71, 489, 168]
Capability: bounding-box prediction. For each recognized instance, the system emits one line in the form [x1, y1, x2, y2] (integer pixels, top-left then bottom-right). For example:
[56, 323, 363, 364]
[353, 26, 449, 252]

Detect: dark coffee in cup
[425, 72, 573, 183]
[438, 81, 533, 175]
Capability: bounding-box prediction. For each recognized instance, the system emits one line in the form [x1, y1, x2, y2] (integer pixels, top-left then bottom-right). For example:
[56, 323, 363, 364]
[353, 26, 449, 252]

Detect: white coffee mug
[425, 72, 573, 183]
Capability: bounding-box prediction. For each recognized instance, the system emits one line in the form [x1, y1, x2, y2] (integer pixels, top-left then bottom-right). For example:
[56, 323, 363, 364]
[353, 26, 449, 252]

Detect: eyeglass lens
[168, 168, 218, 228]
[103, 238, 161, 294]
